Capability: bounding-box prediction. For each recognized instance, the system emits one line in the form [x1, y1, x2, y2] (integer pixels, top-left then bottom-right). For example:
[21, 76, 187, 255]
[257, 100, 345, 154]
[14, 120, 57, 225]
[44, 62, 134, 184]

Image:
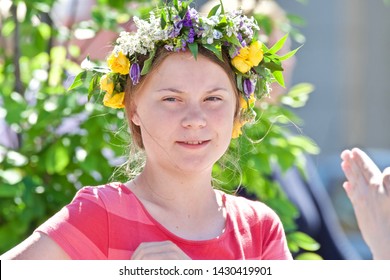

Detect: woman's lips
[176, 140, 211, 149]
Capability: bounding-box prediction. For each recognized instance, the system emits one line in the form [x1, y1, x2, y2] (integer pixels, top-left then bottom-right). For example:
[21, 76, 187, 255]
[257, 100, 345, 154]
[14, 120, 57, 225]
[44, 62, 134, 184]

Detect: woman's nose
[181, 104, 207, 129]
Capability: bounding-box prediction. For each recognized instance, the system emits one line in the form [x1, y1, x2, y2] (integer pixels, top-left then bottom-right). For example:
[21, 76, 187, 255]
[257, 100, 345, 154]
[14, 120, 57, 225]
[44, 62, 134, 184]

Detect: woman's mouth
[176, 140, 210, 149]
[184, 141, 205, 145]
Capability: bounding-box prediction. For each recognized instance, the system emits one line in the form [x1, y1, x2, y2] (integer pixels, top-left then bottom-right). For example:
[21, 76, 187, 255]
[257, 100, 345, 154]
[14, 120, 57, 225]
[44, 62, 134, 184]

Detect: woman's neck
[133, 162, 216, 212]
[127, 162, 227, 240]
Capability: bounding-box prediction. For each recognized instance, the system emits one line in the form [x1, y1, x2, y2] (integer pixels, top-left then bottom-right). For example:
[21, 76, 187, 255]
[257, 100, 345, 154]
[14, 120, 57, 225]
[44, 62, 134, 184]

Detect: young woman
[1, 1, 293, 260]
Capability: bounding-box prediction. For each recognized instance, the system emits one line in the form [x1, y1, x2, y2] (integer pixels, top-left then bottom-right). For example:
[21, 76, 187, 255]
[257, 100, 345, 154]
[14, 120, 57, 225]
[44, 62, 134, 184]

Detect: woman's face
[130, 52, 237, 174]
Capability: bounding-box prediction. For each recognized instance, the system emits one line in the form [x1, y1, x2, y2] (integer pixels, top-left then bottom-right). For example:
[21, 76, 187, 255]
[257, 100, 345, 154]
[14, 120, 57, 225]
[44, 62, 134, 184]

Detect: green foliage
[1, 0, 321, 259]
[0, 0, 133, 253]
[214, 82, 321, 259]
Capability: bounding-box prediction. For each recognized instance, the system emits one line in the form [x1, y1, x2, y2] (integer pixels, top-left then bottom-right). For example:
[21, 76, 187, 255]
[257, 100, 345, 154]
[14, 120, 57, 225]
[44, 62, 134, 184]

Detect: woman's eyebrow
[206, 87, 229, 93]
[156, 87, 229, 94]
[157, 88, 185, 94]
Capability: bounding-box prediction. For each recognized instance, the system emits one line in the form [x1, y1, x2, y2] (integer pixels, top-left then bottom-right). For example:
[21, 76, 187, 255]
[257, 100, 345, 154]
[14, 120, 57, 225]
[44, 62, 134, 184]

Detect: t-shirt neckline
[117, 183, 231, 245]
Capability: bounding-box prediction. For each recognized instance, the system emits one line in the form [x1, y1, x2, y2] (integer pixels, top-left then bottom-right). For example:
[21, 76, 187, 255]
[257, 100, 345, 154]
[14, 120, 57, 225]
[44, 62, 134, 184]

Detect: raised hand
[341, 148, 390, 259]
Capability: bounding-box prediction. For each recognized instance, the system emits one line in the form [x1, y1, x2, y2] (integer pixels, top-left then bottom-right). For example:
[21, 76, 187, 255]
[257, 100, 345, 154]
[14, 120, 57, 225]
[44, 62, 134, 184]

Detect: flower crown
[70, 0, 297, 138]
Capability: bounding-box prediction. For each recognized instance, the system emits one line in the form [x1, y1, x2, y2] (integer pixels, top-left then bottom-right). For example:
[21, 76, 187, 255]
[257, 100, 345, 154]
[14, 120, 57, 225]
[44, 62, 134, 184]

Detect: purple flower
[231, 47, 240, 58]
[188, 8, 199, 22]
[168, 16, 183, 38]
[182, 10, 193, 27]
[243, 78, 255, 97]
[196, 26, 205, 37]
[169, 16, 184, 38]
[181, 40, 187, 51]
[183, 8, 199, 26]
[187, 28, 195, 43]
[130, 63, 140, 85]
[169, 27, 181, 38]
[165, 45, 174, 51]
[237, 33, 246, 47]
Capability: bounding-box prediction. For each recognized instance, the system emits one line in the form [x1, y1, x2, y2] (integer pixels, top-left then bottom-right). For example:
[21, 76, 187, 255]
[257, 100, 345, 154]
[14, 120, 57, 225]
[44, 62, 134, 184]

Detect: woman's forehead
[150, 52, 233, 84]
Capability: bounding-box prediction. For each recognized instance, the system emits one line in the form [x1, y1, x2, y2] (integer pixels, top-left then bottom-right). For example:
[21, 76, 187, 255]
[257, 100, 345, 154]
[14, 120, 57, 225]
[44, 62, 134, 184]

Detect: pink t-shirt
[36, 183, 292, 260]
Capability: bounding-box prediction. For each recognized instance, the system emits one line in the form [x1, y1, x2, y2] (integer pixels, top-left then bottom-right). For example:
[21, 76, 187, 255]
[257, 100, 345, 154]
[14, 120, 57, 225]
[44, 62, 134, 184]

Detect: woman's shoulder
[77, 182, 153, 219]
[75, 182, 131, 199]
[71, 182, 135, 214]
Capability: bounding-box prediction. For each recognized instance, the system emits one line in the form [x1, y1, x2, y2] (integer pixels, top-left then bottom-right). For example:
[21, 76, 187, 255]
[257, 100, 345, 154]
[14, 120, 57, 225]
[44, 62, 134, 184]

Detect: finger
[351, 148, 382, 185]
[340, 150, 355, 180]
[342, 181, 353, 199]
[341, 159, 353, 180]
[340, 148, 377, 202]
[133, 251, 168, 260]
[131, 241, 168, 259]
[131, 241, 190, 260]
[131, 242, 160, 260]
[382, 167, 390, 194]
[342, 180, 364, 204]
[341, 150, 365, 188]
[340, 149, 352, 161]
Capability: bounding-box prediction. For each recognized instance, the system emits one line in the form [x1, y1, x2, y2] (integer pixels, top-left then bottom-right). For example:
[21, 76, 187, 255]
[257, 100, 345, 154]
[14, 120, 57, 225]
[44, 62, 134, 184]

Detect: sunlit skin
[341, 148, 390, 259]
[126, 51, 238, 259]
[131, 52, 236, 176]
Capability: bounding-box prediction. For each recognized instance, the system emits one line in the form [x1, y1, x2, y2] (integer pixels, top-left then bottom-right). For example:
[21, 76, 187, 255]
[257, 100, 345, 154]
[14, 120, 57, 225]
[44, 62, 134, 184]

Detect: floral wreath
[69, 0, 297, 138]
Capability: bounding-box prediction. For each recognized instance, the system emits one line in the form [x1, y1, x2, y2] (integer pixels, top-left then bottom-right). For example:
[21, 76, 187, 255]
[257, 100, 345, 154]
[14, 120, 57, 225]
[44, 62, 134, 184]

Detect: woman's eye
[163, 97, 177, 102]
[205, 96, 222, 102]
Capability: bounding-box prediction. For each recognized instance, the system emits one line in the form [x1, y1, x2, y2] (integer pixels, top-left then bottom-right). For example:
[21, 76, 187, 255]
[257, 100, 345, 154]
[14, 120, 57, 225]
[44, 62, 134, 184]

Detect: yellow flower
[103, 91, 125, 109]
[239, 94, 256, 110]
[248, 41, 263, 67]
[232, 95, 257, 138]
[232, 118, 247, 139]
[107, 51, 130, 75]
[231, 47, 252, 73]
[231, 41, 264, 73]
[99, 74, 114, 94]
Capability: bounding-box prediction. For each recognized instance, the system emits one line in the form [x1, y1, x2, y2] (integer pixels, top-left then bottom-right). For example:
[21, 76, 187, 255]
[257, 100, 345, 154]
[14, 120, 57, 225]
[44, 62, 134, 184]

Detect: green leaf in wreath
[141, 49, 156, 75]
[272, 70, 285, 87]
[207, 3, 221, 17]
[203, 44, 223, 61]
[67, 71, 87, 91]
[267, 33, 289, 54]
[279, 45, 302, 61]
[188, 43, 198, 60]
[160, 9, 167, 29]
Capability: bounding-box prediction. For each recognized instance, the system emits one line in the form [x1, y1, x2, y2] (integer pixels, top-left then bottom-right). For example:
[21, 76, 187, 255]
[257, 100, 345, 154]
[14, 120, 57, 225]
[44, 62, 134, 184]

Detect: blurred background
[1, 0, 389, 259]
[277, 0, 390, 259]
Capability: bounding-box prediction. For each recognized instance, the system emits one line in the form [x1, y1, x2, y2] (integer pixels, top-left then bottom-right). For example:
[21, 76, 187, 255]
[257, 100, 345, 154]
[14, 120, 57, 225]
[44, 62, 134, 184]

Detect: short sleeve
[35, 187, 110, 260]
[260, 209, 293, 260]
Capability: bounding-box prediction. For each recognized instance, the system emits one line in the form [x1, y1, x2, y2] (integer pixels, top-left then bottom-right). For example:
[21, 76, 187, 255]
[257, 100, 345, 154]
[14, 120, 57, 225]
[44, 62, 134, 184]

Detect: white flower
[80, 57, 95, 70]
[213, 30, 223, 39]
[110, 5, 261, 67]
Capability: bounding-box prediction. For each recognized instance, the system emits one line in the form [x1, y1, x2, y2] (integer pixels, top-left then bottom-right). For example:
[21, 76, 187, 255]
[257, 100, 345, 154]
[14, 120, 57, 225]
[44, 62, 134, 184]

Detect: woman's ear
[124, 93, 140, 126]
[131, 110, 141, 126]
